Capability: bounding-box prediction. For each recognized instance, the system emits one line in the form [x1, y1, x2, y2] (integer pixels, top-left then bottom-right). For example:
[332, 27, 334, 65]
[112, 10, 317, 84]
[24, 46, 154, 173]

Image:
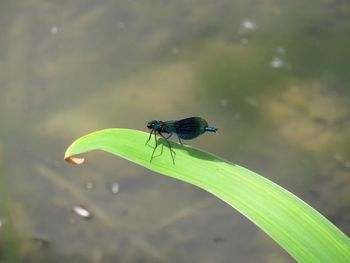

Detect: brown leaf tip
[65, 156, 85, 165]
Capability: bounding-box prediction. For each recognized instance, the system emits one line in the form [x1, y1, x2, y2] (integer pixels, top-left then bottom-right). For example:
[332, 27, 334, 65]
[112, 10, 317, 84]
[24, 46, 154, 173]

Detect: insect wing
[173, 117, 206, 140]
[161, 120, 176, 134]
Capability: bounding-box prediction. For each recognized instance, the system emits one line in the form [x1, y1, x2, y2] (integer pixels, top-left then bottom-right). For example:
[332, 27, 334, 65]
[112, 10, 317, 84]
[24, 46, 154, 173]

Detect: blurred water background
[0, 0, 350, 262]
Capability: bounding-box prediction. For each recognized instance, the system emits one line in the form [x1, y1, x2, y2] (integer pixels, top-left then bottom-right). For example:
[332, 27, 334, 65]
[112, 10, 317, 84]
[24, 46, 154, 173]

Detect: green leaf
[64, 128, 350, 262]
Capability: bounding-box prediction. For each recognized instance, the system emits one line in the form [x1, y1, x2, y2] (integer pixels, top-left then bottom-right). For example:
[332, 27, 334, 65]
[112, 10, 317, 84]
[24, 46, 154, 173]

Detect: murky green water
[1, 1, 349, 262]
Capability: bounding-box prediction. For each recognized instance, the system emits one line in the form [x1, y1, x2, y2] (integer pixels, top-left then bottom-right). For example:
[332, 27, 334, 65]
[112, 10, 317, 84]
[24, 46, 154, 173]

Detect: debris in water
[0, 218, 6, 228]
[220, 98, 229, 107]
[72, 205, 92, 219]
[334, 153, 343, 161]
[241, 20, 257, 30]
[50, 26, 58, 35]
[233, 112, 241, 120]
[240, 38, 248, 45]
[276, 46, 286, 56]
[213, 236, 225, 243]
[171, 47, 179, 55]
[84, 182, 95, 190]
[32, 233, 51, 247]
[118, 21, 125, 29]
[110, 183, 120, 194]
[270, 56, 286, 68]
[244, 97, 259, 107]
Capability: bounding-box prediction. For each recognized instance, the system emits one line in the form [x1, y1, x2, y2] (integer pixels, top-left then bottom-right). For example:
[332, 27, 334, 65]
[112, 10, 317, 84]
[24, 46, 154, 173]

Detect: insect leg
[159, 132, 176, 164]
[154, 130, 158, 148]
[150, 130, 159, 162]
[146, 129, 154, 146]
[150, 131, 158, 162]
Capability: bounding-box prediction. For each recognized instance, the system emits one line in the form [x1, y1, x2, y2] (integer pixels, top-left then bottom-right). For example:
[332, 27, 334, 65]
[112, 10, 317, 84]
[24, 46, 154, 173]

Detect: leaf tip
[65, 156, 85, 165]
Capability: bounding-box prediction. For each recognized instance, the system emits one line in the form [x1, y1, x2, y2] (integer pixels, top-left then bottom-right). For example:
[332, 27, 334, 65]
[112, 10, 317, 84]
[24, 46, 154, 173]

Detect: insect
[146, 117, 218, 164]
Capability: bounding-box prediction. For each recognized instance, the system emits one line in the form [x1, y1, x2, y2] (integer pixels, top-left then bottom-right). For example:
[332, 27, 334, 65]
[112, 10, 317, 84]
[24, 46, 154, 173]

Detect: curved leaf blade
[64, 128, 350, 262]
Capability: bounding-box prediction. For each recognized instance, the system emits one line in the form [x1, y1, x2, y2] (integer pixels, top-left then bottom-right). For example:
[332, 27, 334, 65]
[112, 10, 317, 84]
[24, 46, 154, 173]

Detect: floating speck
[213, 236, 225, 243]
[270, 56, 286, 69]
[240, 38, 248, 45]
[50, 26, 58, 35]
[32, 233, 50, 247]
[0, 218, 8, 229]
[245, 97, 259, 107]
[334, 153, 343, 161]
[110, 183, 120, 194]
[84, 182, 95, 190]
[220, 98, 229, 107]
[118, 22, 125, 29]
[238, 20, 257, 35]
[72, 205, 92, 219]
[276, 46, 286, 56]
[242, 20, 257, 30]
[171, 47, 179, 55]
[234, 112, 241, 120]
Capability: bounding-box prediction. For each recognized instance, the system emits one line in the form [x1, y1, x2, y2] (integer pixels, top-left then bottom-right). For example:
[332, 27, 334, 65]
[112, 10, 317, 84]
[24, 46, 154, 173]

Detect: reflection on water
[1, 0, 350, 262]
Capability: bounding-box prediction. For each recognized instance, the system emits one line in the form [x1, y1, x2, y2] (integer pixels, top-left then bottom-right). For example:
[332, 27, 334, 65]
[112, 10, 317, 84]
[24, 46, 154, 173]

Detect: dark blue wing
[173, 117, 208, 140]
